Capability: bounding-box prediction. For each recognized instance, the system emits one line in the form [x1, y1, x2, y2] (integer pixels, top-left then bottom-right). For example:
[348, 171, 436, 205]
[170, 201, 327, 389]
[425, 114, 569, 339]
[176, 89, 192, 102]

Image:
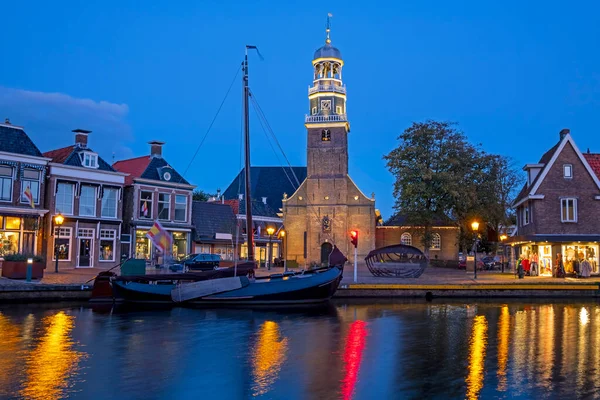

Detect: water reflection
[251, 320, 288, 397]
[341, 320, 368, 400]
[0, 313, 21, 395]
[20, 311, 85, 400]
[465, 315, 487, 400]
[496, 306, 509, 391]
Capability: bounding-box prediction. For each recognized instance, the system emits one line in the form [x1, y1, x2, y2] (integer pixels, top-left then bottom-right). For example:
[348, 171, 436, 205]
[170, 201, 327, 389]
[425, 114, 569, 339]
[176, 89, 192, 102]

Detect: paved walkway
[0, 263, 595, 287]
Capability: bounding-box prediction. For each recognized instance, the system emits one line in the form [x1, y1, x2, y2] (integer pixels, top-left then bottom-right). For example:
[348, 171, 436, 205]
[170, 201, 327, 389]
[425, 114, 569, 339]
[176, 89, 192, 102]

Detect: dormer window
[563, 164, 573, 179]
[81, 152, 98, 169]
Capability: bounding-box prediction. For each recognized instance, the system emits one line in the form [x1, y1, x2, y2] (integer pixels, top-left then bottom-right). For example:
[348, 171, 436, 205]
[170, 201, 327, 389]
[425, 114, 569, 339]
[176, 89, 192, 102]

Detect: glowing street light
[471, 221, 480, 279]
[54, 214, 64, 273]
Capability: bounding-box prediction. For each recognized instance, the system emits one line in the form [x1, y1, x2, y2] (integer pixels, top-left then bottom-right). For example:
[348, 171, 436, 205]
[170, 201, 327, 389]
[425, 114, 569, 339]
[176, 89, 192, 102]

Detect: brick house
[0, 120, 50, 257]
[113, 141, 194, 262]
[191, 200, 241, 260]
[508, 129, 600, 275]
[43, 129, 127, 269]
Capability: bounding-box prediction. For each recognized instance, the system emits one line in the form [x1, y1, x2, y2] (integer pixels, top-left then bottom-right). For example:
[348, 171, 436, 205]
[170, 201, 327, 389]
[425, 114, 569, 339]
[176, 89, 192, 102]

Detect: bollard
[26, 258, 33, 282]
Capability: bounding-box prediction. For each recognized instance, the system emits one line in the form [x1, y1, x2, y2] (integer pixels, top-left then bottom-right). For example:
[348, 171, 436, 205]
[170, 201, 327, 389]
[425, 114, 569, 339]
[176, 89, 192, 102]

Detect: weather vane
[326, 13, 333, 44]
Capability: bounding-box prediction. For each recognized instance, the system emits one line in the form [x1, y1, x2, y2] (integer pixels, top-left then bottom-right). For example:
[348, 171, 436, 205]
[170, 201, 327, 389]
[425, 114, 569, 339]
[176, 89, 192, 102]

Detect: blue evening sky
[2, 1, 599, 218]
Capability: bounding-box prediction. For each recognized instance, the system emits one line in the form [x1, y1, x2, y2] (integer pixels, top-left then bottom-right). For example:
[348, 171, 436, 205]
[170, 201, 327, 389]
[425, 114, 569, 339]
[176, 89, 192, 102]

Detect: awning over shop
[506, 234, 600, 245]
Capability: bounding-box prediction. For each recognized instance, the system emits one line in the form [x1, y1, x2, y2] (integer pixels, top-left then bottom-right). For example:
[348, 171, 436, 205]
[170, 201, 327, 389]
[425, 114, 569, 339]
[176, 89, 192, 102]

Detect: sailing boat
[109, 46, 344, 305]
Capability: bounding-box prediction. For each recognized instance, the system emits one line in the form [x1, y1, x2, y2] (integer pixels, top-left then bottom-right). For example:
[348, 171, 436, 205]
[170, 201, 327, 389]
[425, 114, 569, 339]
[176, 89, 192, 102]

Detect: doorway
[78, 238, 93, 268]
[321, 242, 333, 265]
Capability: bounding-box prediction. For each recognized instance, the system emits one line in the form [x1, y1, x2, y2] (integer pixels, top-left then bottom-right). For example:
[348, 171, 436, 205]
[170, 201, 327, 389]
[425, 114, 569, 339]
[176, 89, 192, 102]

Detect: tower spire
[326, 13, 332, 44]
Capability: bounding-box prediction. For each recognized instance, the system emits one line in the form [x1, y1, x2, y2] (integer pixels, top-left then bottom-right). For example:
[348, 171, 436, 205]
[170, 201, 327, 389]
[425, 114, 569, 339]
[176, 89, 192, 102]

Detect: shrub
[3, 253, 45, 262]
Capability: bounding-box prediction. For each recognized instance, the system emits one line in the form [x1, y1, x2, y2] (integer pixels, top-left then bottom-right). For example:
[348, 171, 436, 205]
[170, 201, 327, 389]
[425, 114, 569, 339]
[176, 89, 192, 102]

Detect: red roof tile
[584, 153, 600, 179]
[112, 156, 151, 185]
[43, 145, 75, 163]
[222, 199, 240, 215]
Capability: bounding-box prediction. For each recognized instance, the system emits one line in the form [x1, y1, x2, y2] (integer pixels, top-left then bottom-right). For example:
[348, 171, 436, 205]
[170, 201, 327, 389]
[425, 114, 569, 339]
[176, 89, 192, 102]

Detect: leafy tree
[192, 190, 216, 202]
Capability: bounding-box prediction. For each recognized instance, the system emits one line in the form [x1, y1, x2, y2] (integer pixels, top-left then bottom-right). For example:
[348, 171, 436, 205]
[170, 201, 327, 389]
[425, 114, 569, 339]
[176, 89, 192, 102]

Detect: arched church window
[431, 233, 441, 250]
[400, 233, 412, 246]
[322, 129, 331, 141]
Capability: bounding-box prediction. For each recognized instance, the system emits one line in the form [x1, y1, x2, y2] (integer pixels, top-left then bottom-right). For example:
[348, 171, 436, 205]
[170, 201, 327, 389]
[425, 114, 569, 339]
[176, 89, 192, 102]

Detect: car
[481, 256, 500, 270]
[169, 253, 221, 272]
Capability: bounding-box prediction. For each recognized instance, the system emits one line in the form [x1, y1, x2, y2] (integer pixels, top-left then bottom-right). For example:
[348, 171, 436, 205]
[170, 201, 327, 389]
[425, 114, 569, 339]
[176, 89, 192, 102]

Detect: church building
[282, 19, 377, 265]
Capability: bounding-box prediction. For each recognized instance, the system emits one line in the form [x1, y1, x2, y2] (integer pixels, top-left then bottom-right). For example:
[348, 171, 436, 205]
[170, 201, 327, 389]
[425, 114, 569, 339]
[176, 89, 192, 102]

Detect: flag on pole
[146, 220, 172, 253]
[24, 186, 34, 208]
[141, 200, 148, 217]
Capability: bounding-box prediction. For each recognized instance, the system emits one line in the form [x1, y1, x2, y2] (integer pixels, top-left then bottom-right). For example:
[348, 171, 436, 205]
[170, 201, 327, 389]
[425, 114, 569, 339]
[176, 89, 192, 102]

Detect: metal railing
[308, 85, 347, 95]
[305, 114, 348, 123]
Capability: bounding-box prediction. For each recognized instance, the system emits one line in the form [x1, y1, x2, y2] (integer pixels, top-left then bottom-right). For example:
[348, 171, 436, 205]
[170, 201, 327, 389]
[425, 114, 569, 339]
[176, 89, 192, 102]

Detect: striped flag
[141, 200, 149, 217]
[146, 220, 172, 253]
[24, 186, 34, 208]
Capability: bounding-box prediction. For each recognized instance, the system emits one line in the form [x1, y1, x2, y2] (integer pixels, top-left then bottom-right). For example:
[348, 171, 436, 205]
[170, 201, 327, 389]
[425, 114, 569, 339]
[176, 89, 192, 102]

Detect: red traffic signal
[350, 230, 359, 248]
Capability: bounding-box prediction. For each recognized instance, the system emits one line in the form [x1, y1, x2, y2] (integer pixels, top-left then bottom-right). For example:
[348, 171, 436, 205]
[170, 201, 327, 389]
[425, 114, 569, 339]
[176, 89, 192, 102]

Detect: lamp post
[266, 226, 275, 270]
[26, 258, 33, 283]
[53, 213, 64, 273]
[279, 230, 286, 272]
[500, 234, 508, 273]
[471, 221, 480, 279]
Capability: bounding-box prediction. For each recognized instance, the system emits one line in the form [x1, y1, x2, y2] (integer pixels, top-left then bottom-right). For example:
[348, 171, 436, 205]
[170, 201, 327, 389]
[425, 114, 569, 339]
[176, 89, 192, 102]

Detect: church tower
[283, 15, 376, 266]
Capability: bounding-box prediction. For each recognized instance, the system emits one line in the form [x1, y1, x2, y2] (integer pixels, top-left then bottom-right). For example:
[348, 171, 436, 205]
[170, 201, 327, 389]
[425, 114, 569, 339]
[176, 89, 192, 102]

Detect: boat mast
[243, 45, 255, 262]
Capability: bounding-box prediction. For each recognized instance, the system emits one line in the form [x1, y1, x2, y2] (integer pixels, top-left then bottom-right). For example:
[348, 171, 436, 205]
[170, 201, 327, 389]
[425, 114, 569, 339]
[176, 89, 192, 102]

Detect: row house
[113, 141, 195, 263]
[0, 120, 50, 257]
[509, 129, 600, 276]
[43, 130, 127, 269]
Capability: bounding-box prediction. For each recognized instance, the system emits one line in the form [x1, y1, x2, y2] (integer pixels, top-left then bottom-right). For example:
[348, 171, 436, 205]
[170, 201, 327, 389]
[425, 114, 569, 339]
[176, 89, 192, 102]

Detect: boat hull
[111, 267, 343, 305]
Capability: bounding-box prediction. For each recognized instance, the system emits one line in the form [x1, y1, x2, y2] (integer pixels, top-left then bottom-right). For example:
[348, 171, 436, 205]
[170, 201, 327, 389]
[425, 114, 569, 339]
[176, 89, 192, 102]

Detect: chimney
[559, 128, 570, 140]
[73, 129, 91, 148]
[4, 118, 10, 124]
[148, 140, 165, 158]
[262, 197, 267, 204]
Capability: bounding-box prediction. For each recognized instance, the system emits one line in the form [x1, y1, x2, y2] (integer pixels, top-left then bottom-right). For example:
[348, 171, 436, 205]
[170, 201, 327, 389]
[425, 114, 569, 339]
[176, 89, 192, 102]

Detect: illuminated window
[321, 129, 331, 141]
[99, 229, 116, 262]
[431, 233, 441, 250]
[54, 227, 72, 261]
[401, 233, 412, 246]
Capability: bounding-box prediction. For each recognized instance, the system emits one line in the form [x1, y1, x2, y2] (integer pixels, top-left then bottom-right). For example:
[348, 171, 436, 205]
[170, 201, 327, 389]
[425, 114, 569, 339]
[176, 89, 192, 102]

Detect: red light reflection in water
[341, 320, 368, 400]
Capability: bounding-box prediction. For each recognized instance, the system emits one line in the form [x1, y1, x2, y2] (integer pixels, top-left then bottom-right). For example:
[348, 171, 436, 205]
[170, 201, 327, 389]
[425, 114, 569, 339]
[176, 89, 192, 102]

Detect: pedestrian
[530, 252, 539, 277]
[581, 258, 592, 278]
[555, 253, 566, 278]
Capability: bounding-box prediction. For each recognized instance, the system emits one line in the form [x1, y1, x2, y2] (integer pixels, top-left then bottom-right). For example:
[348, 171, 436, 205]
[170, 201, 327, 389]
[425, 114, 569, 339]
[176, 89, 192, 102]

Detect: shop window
[430, 233, 441, 250]
[174, 195, 187, 222]
[0, 231, 19, 256]
[158, 193, 170, 220]
[56, 182, 75, 215]
[54, 227, 72, 261]
[21, 169, 40, 204]
[101, 188, 118, 218]
[0, 165, 13, 201]
[99, 229, 116, 262]
[5, 217, 21, 230]
[563, 164, 573, 179]
[172, 232, 187, 260]
[561, 198, 577, 222]
[79, 185, 96, 216]
[401, 233, 412, 246]
[140, 191, 153, 219]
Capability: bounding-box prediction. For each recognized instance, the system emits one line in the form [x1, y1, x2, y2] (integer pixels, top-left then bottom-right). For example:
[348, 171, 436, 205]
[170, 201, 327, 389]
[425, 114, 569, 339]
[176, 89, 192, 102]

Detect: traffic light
[350, 230, 359, 248]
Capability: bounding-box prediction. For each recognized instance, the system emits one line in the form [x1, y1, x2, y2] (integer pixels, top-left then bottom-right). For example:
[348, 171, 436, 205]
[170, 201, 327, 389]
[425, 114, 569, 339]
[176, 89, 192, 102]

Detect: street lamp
[279, 230, 287, 272]
[471, 221, 480, 279]
[500, 234, 508, 273]
[53, 213, 64, 273]
[266, 226, 275, 270]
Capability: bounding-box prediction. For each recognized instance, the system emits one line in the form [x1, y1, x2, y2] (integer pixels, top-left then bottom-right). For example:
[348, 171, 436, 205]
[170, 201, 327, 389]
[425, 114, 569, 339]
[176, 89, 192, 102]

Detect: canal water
[1, 300, 599, 400]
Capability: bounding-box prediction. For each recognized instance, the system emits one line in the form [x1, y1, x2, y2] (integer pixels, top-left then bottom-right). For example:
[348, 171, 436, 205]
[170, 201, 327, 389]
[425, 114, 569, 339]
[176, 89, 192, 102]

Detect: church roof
[222, 166, 307, 212]
[313, 43, 342, 60]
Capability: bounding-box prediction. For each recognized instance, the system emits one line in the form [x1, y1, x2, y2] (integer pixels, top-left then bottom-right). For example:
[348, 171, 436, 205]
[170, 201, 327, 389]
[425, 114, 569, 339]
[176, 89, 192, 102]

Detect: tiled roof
[192, 201, 240, 241]
[385, 213, 455, 227]
[513, 140, 561, 205]
[0, 124, 44, 157]
[112, 156, 151, 185]
[113, 156, 190, 186]
[222, 166, 307, 212]
[43, 145, 116, 172]
[583, 153, 600, 179]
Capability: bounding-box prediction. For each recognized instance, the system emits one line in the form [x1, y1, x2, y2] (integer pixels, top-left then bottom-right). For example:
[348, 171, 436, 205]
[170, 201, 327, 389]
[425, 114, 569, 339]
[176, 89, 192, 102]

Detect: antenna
[326, 13, 333, 44]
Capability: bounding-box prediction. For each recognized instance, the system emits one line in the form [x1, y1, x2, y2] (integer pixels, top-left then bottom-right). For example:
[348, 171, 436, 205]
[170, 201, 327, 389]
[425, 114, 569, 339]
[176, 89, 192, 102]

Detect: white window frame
[140, 191, 153, 219]
[158, 193, 171, 221]
[335, 105, 342, 114]
[79, 185, 97, 217]
[563, 164, 573, 179]
[20, 168, 40, 205]
[0, 165, 14, 202]
[101, 187, 119, 219]
[311, 106, 317, 115]
[401, 232, 412, 246]
[54, 227, 72, 262]
[99, 229, 117, 262]
[81, 152, 99, 169]
[430, 233, 441, 250]
[561, 198, 577, 223]
[56, 182, 75, 215]
[523, 204, 530, 225]
[174, 194, 187, 222]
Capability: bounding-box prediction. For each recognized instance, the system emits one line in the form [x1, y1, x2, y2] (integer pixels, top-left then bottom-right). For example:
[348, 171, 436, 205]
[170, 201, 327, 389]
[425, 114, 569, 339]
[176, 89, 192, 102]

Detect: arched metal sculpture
[365, 244, 428, 278]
